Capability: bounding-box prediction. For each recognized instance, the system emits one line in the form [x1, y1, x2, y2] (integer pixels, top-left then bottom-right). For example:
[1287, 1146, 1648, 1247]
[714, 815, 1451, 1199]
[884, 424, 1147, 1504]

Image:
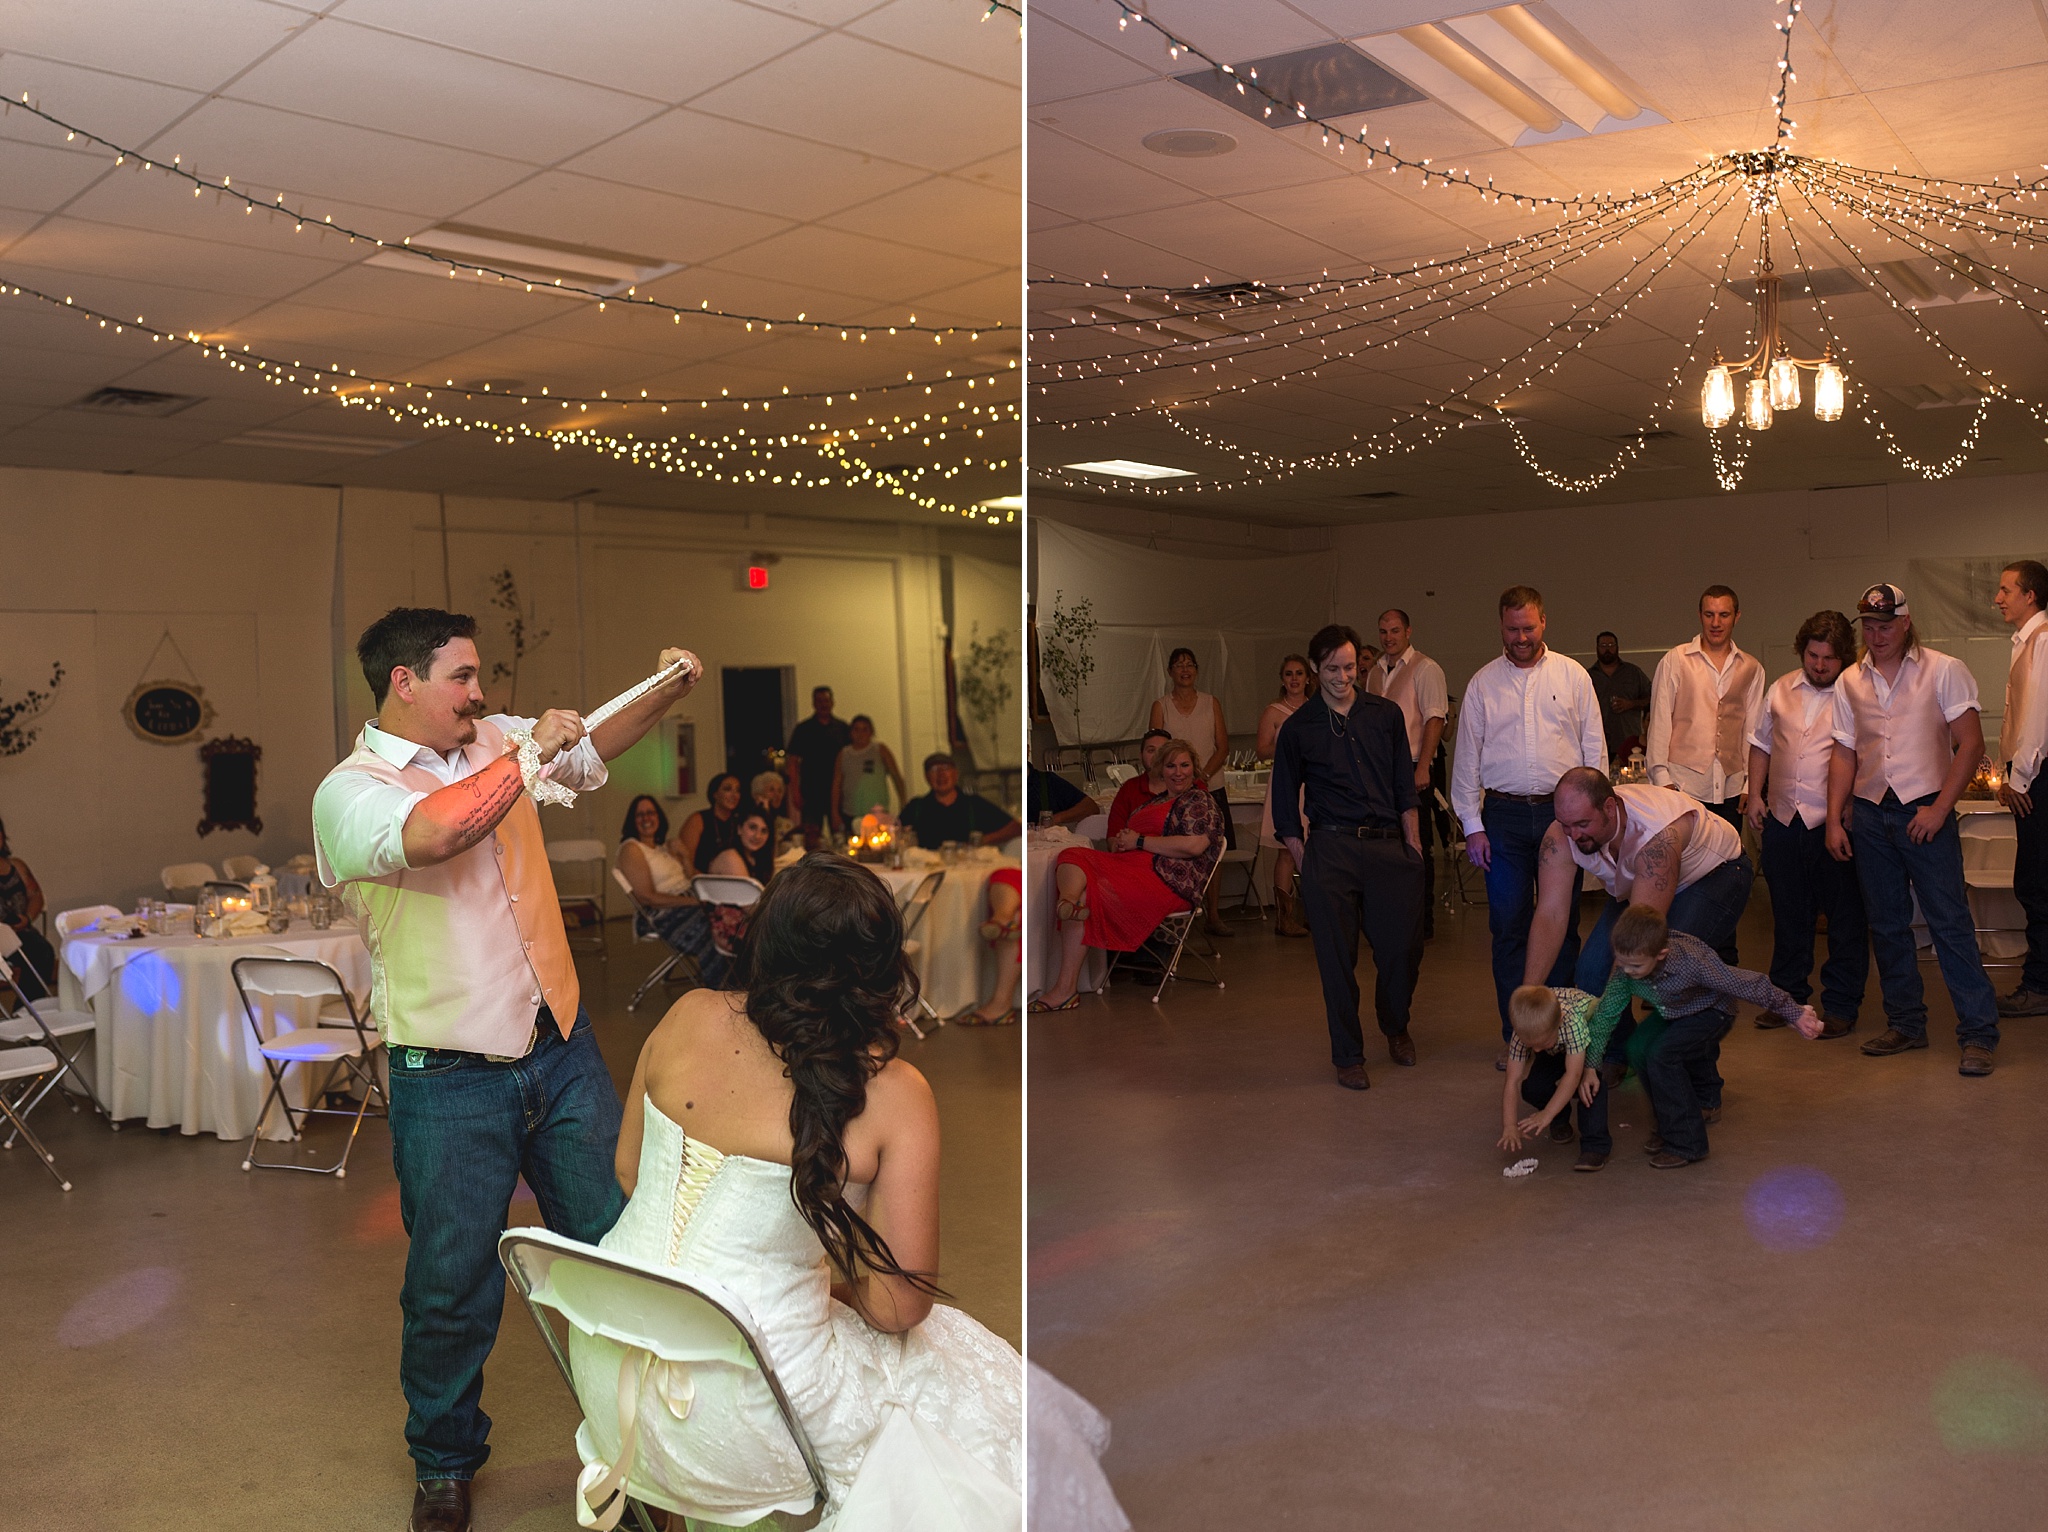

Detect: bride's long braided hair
[730, 853, 943, 1296]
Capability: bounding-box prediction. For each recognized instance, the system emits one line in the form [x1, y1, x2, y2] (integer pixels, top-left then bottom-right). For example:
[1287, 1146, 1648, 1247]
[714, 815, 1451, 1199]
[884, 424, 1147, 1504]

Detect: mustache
[455, 702, 488, 719]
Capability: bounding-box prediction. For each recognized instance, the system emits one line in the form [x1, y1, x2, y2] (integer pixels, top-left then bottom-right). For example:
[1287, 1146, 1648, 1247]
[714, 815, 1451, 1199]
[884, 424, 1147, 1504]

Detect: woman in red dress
[1030, 740, 1225, 1012]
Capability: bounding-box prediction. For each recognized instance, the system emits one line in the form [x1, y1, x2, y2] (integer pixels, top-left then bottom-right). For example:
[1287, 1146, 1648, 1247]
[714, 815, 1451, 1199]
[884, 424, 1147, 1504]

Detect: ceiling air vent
[1163, 281, 1286, 311]
[1887, 381, 1989, 410]
[1726, 268, 1866, 302]
[71, 386, 201, 417]
[363, 223, 682, 298]
[1176, 42, 1424, 125]
[1352, 489, 1408, 499]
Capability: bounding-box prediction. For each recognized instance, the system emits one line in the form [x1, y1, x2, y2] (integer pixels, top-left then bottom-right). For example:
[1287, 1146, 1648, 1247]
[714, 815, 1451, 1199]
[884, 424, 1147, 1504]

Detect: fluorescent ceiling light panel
[1064, 459, 1196, 479]
[363, 222, 682, 297]
[224, 428, 415, 456]
[1354, 7, 1661, 148]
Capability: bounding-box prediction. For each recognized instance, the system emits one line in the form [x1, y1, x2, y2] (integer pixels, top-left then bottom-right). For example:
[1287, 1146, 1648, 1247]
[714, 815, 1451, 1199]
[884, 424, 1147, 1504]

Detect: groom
[313, 607, 696, 1532]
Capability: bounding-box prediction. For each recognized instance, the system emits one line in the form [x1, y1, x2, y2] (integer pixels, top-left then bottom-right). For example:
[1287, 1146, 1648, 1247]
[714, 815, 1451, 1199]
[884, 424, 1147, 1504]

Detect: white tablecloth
[1959, 805, 2027, 960]
[60, 921, 375, 1141]
[1026, 830, 1108, 1000]
[864, 853, 1017, 1018]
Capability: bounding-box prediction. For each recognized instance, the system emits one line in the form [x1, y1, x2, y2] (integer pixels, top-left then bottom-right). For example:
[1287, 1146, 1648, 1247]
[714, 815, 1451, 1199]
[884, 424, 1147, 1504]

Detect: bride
[566, 853, 1022, 1531]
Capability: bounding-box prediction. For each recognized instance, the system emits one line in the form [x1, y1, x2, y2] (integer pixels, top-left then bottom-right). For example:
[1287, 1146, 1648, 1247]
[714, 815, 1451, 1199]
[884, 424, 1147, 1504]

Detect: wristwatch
[1136, 834, 1146, 850]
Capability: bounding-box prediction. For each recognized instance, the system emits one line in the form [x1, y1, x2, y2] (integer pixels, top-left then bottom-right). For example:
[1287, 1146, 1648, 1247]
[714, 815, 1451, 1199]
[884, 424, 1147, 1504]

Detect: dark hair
[1141, 727, 1173, 746]
[1596, 630, 1619, 645]
[1307, 624, 1367, 669]
[1166, 646, 1198, 671]
[1700, 584, 1740, 612]
[704, 772, 742, 814]
[1500, 585, 1544, 614]
[922, 752, 956, 778]
[1277, 653, 1309, 698]
[731, 807, 776, 881]
[0, 817, 9, 856]
[2006, 559, 2048, 609]
[357, 607, 478, 707]
[1378, 608, 1411, 629]
[731, 854, 940, 1296]
[812, 685, 833, 699]
[1555, 765, 1614, 811]
[850, 714, 874, 731]
[1612, 902, 1670, 958]
[619, 794, 669, 844]
[1794, 610, 1857, 665]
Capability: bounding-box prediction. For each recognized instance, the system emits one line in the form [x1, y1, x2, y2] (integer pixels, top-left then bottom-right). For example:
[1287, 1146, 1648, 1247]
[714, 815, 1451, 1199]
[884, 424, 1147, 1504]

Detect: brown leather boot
[1273, 885, 1310, 937]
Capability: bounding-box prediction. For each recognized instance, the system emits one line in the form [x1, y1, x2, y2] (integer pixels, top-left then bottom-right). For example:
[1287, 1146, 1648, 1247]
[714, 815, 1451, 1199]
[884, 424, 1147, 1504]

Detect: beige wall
[0, 465, 1018, 914]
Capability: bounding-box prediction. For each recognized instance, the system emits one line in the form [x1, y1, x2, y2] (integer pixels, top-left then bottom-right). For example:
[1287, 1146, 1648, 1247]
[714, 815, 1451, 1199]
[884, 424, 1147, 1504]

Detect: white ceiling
[0, 0, 1020, 526]
[1028, 0, 2048, 525]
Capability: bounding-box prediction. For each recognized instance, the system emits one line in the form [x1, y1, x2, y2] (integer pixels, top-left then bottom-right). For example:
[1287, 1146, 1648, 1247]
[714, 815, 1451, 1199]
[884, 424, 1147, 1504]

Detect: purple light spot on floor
[58, 1266, 181, 1347]
[1744, 1166, 1844, 1251]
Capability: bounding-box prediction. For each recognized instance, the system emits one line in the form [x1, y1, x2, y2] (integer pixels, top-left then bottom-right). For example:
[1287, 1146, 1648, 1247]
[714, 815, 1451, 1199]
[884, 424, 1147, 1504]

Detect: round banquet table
[1025, 829, 1109, 1000]
[60, 920, 376, 1141]
[863, 850, 1017, 1018]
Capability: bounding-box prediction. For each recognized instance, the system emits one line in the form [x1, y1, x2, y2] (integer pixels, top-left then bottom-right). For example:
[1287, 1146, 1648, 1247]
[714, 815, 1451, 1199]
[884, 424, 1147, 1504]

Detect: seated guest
[1106, 729, 1179, 835]
[678, 772, 745, 875]
[833, 714, 909, 825]
[1032, 740, 1224, 1012]
[0, 818, 52, 999]
[1028, 763, 1098, 829]
[750, 770, 790, 838]
[899, 753, 1021, 848]
[617, 793, 729, 987]
[957, 868, 1024, 1026]
[706, 806, 778, 957]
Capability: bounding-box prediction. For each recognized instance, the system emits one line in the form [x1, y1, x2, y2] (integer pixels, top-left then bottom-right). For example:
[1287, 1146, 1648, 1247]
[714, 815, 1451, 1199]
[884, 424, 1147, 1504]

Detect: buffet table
[60, 920, 376, 1141]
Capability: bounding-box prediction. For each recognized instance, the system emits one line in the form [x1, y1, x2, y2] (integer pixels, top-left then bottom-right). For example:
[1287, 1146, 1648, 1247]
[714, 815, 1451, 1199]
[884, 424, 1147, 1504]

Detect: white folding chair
[230, 957, 388, 1177]
[221, 854, 264, 882]
[160, 861, 217, 902]
[499, 1227, 828, 1532]
[0, 924, 112, 1144]
[612, 867, 700, 1013]
[54, 904, 124, 938]
[0, 1047, 70, 1191]
[1101, 858, 1226, 1004]
[1214, 845, 1262, 918]
[549, 838, 613, 958]
[895, 870, 946, 1040]
[691, 874, 765, 965]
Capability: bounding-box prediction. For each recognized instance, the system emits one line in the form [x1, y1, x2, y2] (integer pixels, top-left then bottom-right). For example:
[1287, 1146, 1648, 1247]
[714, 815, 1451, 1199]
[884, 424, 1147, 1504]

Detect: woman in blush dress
[568, 854, 1022, 1531]
[1258, 654, 1312, 938]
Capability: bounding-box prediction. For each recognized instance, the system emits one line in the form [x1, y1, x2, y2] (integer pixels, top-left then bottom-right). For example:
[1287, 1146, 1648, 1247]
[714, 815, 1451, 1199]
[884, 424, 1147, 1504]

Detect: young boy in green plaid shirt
[1499, 983, 1622, 1172]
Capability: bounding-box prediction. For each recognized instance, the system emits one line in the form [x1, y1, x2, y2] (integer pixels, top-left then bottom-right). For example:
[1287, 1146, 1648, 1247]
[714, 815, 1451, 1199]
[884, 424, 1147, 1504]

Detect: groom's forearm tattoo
[448, 762, 522, 853]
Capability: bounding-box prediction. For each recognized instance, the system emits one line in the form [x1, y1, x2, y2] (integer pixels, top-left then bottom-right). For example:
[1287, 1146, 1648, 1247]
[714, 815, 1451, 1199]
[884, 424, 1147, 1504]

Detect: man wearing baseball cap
[1825, 583, 2002, 1074]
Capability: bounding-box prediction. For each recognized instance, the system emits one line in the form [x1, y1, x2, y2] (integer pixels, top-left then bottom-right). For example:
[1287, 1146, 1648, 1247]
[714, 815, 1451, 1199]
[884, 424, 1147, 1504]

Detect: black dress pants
[1301, 832, 1424, 1068]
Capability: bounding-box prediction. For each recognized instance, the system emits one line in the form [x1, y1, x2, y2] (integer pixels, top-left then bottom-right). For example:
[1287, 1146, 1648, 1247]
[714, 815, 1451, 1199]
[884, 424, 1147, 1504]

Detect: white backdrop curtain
[1034, 519, 1338, 746]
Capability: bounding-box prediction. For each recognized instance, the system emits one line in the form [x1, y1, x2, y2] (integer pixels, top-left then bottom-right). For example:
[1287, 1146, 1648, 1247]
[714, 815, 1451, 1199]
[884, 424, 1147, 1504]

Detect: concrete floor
[1029, 881, 2048, 1531]
[0, 920, 1018, 1532]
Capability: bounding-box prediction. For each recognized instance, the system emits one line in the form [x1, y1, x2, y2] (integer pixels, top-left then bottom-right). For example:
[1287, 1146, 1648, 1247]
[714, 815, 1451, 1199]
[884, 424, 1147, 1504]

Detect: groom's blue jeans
[1482, 793, 1581, 1040]
[388, 1008, 625, 1481]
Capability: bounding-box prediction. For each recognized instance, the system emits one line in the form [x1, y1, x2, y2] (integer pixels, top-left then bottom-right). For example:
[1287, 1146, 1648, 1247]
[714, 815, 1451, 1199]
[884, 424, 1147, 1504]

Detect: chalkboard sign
[198, 736, 262, 837]
[124, 679, 213, 745]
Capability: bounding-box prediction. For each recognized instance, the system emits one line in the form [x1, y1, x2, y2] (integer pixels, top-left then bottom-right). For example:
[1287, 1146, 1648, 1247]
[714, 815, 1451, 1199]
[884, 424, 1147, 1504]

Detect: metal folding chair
[0, 1047, 70, 1190]
[230, 957, 388, 1177]
[612, 867, 703, 1012]
[1101, 857, 1226, 1004]
[895, 870, 946, 1040]
[0, 924, 112, 1145]
[498, 1227, 829, 1532]
[549, 838, 613, 957]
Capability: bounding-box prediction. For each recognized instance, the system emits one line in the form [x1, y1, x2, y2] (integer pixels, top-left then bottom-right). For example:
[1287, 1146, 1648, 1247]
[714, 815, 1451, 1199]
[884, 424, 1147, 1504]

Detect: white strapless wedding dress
[566, 1097, 1023, 1531]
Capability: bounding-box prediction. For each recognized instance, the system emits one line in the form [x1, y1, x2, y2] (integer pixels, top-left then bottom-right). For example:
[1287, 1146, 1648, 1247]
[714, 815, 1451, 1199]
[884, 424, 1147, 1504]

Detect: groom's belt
[1317, 822, 1402, 840]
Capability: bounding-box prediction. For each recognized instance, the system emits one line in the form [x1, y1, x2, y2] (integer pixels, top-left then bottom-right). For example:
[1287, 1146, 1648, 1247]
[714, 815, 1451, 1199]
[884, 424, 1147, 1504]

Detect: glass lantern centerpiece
[849, 811, 897, 864]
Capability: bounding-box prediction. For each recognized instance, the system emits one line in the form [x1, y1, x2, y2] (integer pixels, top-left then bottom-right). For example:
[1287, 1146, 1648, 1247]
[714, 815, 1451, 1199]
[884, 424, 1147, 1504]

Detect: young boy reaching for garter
[1593, 904, 1822, 1170]
[1500, 984, 1617, 1173]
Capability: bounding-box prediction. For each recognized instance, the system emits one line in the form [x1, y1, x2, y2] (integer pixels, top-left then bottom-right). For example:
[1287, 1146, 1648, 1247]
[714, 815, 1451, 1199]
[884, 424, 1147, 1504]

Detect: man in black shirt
[1271, 623, 1426, 1090]
[899, 754, 1022, 847]
[1586, 631, 1652, 764]
[784, 686, 852, 846]
[1027, 764, 1099, 829]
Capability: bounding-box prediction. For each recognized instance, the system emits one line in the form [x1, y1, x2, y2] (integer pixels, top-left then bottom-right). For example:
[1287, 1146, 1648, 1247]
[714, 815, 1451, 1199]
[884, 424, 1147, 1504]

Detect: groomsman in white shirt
[1368, 609, 1449, 937]
[1826, 582, 2000, 1075]
[1745, 610, 1867, 1039]
[1647, 584, 1766, 831]
[1994, 559, 2048, 1016]
[1452, 585, 1606, 1057]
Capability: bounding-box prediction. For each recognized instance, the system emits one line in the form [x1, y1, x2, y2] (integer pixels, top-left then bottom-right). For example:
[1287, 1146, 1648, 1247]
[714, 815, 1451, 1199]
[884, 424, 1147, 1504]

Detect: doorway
[721, 665, 796, 782]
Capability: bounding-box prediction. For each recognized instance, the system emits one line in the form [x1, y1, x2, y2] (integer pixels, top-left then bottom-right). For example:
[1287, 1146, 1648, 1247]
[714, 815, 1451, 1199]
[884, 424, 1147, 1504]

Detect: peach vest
[1367, 648, 1441, 763]
[1664, 645, 1763, 776]
[332, 717, 578, 1054]
[1569, 783, 1743, 901]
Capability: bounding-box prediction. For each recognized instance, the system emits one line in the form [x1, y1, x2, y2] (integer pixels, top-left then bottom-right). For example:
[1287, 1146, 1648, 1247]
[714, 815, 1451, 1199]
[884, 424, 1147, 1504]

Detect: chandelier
[1701, 211, 1844, 431]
